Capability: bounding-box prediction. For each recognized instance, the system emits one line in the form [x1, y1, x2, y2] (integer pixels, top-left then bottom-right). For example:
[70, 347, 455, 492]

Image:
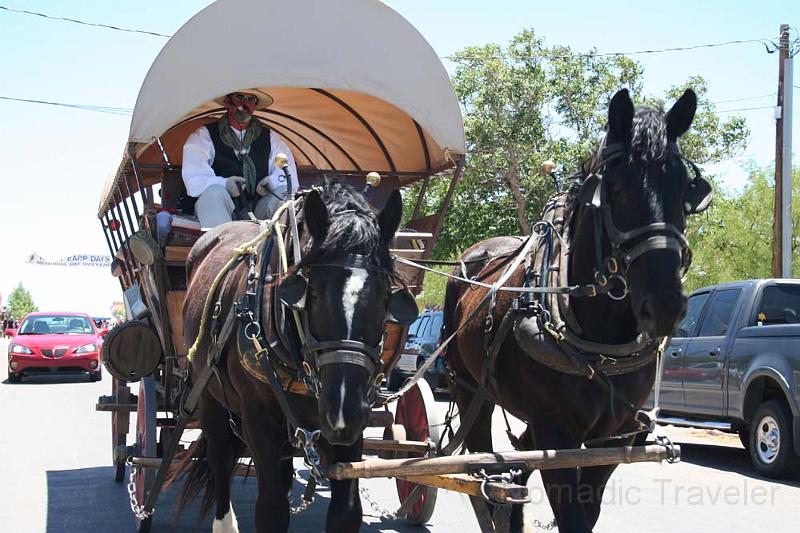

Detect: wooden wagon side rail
[327, 444, 680, 480]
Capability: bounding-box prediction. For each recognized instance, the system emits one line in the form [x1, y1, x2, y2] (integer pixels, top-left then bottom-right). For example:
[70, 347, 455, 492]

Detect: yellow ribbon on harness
[187, 198, 298, 360]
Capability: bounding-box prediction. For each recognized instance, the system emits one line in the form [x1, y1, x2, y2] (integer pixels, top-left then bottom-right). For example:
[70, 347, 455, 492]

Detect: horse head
[574, 88, 712, 339]
[278, 181, 417, 445]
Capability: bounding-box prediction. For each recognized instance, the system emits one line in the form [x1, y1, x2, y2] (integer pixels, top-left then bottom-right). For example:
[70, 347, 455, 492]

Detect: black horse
[443, 89, 712, 532]
[169, 181, 415, 532]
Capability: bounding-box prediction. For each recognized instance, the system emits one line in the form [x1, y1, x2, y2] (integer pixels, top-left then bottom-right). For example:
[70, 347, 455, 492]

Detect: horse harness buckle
[294, 427, 325, 479]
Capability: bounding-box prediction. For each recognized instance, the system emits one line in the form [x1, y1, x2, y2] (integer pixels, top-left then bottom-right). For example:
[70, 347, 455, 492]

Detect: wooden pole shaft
[327, 444, 679, 480]
[399, 474, 530, 504]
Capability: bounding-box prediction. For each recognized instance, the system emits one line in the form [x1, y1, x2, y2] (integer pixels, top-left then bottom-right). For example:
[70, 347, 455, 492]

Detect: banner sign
[26, 252, 112, 268]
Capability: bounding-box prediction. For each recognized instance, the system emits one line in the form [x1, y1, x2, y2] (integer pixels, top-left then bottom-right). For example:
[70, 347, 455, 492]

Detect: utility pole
[772, 24, 794, 278]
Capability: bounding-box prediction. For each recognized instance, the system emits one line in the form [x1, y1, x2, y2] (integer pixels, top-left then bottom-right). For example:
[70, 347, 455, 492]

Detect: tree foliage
[411, 29, 750, 264]
[685, 165, 800, 291]
[8, 283, 38, 319]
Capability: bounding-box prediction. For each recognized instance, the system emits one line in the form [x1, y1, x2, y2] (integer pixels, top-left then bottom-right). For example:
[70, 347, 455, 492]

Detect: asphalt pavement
[1, 337, 798, 532]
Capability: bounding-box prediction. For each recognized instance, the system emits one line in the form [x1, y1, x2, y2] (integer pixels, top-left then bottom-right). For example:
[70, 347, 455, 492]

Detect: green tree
[8, 283, 38, 319]
[685, 165, 800, 291]
[412, 29, 750, 262]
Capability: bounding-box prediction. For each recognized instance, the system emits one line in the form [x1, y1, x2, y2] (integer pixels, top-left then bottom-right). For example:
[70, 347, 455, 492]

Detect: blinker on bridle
[579, 141, 712, 300]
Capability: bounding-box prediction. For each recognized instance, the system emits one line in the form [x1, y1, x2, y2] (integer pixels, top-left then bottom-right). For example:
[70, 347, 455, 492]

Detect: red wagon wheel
[111, 377, 130, 482]
[389, 378, 441, 525]
[133, 376, 156, 532]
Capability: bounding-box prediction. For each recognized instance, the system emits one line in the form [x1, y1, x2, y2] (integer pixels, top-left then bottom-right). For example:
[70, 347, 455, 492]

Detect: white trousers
[194, 184, 287, 228]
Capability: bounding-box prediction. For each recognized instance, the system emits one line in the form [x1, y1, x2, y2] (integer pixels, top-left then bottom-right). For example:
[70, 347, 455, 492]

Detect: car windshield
[19, 315, 94, 335]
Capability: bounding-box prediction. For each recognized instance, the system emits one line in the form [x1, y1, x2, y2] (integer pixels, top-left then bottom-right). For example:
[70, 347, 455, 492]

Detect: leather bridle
[289, 254, 391, 399]
[580, 141, 695, 300]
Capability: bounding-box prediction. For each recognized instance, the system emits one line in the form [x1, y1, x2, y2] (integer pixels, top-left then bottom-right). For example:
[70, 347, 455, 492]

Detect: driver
[182, 90, 299, 227]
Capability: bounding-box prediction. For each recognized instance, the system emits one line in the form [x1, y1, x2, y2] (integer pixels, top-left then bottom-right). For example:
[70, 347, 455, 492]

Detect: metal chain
[126, 459, 153, 521]
[359, 486, 397, 520]
[290, 495, 315, 515]
[532, 518, 558, 530]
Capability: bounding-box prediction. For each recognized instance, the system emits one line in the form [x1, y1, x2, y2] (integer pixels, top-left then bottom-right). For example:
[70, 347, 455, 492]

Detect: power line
[3, 93, 777, 119]
[715, 105, 775, 114]
[0, 96, 132, 116]
[0, 4, 781, 61]
[0, 5, 170, 38]
[444, 37, 779, 61]
[711, 94, 775, 104]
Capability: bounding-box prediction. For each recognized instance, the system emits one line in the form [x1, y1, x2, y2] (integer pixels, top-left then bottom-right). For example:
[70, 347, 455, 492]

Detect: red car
[6, 312, 106, 383]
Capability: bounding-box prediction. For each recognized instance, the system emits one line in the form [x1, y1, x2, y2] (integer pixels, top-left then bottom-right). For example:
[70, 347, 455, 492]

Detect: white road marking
[342, 269, 368, 335]
[212, 506, 239, 533]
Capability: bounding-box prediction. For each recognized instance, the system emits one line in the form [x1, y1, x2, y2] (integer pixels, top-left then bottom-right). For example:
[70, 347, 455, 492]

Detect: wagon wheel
[134, 376, 157, 532]
[391, 378, 441, 524]
[111, 377, 130, 482]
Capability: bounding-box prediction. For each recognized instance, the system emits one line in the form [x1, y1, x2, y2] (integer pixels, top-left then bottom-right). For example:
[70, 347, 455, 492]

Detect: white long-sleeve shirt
[182, 123, 299, 198]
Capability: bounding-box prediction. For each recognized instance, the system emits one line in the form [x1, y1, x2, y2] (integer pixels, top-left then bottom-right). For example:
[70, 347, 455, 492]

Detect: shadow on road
[45, 466, 432, 532]
[677, 442, 800, 488]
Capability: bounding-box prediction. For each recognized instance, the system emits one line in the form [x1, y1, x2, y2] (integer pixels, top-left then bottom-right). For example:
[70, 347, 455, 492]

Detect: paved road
[1, 337, 798, 532]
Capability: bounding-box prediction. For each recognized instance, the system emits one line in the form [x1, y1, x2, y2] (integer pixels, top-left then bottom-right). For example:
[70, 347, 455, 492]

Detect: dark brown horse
[444, 89, 712, 532]
[169, 181, 415, 532]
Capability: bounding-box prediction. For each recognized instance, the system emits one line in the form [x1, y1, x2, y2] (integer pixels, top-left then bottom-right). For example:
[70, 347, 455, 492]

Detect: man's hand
[256, 176, 272, 197]
[225, 176, 246, 198]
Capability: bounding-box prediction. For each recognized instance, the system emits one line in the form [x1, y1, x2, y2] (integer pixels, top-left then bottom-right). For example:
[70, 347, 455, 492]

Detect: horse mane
[298, 179, 395, 277]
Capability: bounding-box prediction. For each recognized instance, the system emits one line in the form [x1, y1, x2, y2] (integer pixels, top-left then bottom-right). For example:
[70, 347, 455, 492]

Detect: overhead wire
[0, 5, 171, 38]
[0, 95, 132, 116]
[0, 4, 782, 61]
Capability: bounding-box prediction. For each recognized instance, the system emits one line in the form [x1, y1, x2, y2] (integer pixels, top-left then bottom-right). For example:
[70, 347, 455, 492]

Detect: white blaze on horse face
[212, 506, 239, 533]
[334, 380, 347, 430]
[342, 269, 368, 335]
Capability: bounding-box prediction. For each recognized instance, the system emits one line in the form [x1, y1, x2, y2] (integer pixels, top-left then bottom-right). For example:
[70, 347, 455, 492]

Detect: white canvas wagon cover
[99, 0, 465, 215]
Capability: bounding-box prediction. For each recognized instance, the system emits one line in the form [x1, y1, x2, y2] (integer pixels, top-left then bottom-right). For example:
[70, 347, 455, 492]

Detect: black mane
[298, 180, 394, 275]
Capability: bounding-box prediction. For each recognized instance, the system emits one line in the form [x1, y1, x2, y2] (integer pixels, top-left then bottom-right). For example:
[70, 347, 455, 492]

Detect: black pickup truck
[655, 279, 800, 479]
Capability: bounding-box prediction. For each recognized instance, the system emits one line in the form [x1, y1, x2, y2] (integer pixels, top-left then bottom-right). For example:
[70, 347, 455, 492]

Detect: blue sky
[0, 0, 797, 314]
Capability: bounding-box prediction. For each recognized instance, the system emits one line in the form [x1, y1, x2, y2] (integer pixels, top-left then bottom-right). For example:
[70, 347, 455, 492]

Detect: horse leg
[326, 442, 364, 533]
[528, 418, 591, 533]
[241, 410, 291, 533]
[579, 436, 634, 528]
[509, 427, 533, 533]
[197, 396, 243, 532]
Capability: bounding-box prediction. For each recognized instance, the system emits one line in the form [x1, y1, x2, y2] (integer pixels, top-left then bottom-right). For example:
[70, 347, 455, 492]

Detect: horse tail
[165, 432, 216, 519]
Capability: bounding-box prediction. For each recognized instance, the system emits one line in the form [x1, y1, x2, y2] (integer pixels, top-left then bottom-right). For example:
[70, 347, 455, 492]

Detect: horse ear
[608, 89, 634, 138]
[666, 89, 697, 140]
[303, 189, 329, 241]
[378, 190, 403, 241]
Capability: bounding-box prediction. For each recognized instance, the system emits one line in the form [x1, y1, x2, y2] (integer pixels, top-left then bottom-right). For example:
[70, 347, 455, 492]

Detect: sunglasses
[232, 93, 258, 105]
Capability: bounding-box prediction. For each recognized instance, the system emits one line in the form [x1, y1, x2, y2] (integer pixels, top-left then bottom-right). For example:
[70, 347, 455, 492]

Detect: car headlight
[74, 343, 98, 355]
[10, 344, 34, 355]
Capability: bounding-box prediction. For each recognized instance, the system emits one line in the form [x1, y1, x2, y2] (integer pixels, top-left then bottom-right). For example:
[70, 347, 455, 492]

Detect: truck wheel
[748, 400, 800, 479]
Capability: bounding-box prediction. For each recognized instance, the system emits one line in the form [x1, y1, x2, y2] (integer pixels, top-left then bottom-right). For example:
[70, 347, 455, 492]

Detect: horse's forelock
[299, 180, 395, 276]
[630, 106, 668, 165]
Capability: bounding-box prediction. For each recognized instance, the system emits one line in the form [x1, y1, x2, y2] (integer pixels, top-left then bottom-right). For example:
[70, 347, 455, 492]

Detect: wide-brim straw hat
[213, 88, 274, 110]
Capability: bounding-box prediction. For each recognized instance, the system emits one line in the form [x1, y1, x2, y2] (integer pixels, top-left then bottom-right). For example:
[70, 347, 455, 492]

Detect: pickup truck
[655, 279, 800, 479]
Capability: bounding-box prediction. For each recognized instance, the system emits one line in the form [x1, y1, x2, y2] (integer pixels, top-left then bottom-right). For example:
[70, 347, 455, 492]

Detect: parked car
[649, 279, 800, 479]
[6, 312, 107, 383]
[388, 309, 447, 392]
